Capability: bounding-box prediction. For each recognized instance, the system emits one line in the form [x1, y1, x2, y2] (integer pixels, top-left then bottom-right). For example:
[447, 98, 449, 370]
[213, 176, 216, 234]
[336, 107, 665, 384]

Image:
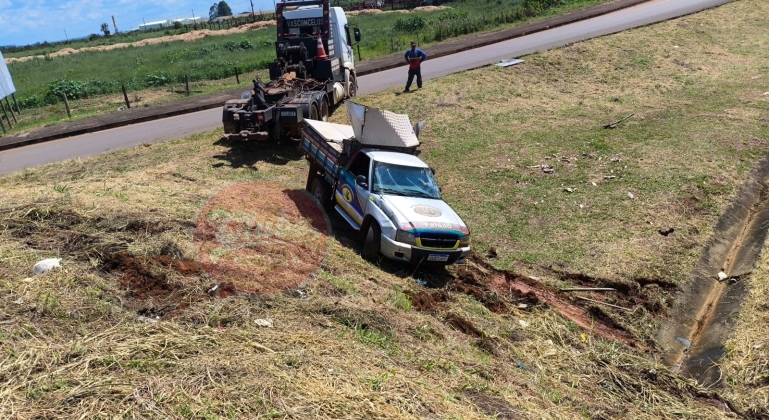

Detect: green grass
[6, 0, 607, 111]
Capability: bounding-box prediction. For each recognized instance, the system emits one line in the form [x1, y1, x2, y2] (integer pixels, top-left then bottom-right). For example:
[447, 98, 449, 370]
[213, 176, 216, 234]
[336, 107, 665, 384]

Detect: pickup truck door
[335, 151, 371, 225]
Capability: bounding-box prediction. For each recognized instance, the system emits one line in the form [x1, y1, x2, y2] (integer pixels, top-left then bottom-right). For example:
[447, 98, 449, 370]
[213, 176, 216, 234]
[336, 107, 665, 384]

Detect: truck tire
[310, 104, 320, 121]
[310, 176, 334, 212]
[361, 221, 381, 260]
[321, 97, 330, 122]
[349, 74, 358, 98]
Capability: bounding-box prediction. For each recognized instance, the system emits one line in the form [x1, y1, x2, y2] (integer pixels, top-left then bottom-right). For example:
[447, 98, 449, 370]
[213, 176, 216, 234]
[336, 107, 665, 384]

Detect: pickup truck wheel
[310, 177, 333, 212]
[361, 221, 381, 260]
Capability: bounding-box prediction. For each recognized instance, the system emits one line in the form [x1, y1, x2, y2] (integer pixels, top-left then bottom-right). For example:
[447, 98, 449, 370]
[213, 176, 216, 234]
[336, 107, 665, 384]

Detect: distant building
[172, 17, 204, 26]
[139, 20, 172, 31]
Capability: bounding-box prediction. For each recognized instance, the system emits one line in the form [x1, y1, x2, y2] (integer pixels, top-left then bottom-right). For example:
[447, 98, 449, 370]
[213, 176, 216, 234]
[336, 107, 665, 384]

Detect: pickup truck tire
[310, 177, 333, 212]
[361, 221, 381, 260]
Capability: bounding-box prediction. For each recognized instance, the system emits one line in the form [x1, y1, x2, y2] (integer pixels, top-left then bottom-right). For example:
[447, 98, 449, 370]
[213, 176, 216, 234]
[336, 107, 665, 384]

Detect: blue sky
[0, 0, 278, 47]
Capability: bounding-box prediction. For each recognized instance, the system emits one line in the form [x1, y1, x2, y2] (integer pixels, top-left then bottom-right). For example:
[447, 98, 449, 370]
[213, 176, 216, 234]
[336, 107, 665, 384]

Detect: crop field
[1, 0, 768, 418]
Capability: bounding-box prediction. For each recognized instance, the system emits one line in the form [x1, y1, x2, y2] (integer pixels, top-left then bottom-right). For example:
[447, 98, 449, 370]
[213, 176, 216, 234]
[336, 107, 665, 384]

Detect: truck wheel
[310, 177, 333, 212]
[321, 98, 330, 122]
[310, 104, 320, 121]
[349, 75, 358, 98]
[361, 221, 381, 260]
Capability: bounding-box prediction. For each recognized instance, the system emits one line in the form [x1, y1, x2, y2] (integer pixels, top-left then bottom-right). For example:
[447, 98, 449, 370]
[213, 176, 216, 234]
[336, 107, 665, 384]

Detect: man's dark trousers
[406, 68, 422, 91]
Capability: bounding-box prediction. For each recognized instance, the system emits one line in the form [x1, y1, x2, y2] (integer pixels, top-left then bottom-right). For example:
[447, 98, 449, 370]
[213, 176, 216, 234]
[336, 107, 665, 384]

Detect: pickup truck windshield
[372, 161, 441, 199]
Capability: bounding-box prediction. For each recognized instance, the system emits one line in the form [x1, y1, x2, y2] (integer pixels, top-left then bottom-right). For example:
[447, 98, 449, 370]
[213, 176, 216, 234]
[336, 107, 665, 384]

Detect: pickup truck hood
[380, 195, 469, 234]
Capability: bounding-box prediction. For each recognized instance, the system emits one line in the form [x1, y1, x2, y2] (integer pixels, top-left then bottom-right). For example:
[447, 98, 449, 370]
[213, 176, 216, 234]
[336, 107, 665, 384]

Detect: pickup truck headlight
[459, 234, 471, 247]
[395, 229, 417, 246]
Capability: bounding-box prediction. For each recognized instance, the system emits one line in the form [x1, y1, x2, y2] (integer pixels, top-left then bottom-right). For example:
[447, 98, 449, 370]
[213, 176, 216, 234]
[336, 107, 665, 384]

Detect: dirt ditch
[409, 258, 677, 350]
[658, 155, 769, 387]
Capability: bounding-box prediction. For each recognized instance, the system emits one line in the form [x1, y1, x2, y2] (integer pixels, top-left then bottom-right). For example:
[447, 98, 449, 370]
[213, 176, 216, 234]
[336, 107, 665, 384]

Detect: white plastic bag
[33, 258, 62, 276]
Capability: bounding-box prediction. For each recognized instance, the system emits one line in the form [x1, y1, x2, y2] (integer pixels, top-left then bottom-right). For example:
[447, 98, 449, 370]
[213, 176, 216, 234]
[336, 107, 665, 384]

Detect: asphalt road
[0, 0, 733, 175]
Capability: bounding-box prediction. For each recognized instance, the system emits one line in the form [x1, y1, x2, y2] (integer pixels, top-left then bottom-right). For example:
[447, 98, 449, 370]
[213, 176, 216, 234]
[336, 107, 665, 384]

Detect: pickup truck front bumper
[381, 235, 469, 265]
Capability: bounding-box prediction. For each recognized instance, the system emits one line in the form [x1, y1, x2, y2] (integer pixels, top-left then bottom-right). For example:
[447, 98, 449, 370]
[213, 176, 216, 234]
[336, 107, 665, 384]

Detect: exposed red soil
[408, 257, 670, 349]
[445, 314, 483, 338]
[409, 289, 448, 312]
[102, 252, 203, 318]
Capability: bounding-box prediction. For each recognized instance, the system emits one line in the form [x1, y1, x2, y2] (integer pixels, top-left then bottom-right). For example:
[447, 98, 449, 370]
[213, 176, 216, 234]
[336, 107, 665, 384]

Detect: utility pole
[64, 29, 68, 42]
[112, 15, 119, 34]
[251, 0, 255, 20]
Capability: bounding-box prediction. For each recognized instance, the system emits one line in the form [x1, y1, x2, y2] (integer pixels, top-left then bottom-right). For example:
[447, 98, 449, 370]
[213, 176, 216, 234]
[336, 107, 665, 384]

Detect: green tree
[209, 3, 218, 20]
[100, 23, 110, 36]
[217, 1, 233, 17]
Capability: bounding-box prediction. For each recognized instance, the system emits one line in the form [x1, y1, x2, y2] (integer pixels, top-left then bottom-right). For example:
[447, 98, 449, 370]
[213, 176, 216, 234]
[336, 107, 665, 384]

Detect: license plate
[427, 254, 449, 262]
[280, 111, 296, 117]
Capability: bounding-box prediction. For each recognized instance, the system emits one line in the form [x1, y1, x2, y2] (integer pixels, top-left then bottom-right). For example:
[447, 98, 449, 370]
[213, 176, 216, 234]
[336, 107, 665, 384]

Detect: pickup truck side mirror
[353, 27, 361, 43]
[355, 174, 368, 189]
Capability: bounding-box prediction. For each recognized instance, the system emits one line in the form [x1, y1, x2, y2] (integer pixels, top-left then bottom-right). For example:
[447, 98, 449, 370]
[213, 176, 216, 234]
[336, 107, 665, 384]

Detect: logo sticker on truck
[280, 111, 297, 117]
[413, 205, 442, 217]
[341, 185, 354, 202]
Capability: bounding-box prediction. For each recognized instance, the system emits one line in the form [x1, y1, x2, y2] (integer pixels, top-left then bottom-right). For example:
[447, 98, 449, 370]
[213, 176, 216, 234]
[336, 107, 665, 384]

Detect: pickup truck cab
[301, 102, 471, 265]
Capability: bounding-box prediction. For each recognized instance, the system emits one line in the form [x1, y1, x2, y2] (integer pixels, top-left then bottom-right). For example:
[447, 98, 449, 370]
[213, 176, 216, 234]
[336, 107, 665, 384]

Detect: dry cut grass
[1, 0, 769, 418]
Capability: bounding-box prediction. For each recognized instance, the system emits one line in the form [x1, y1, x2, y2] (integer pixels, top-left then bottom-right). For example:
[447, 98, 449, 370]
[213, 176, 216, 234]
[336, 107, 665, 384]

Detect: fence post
[235, 67, 240, 84]
[1, 100, 13, 129]
[122, 85, 131, 109]
[11, 93, 21, 114]
[0, 112, 7, 134]
[185, 75, 190, 96]
[62, 93, 71, 118]
[5, 98, 17, 123]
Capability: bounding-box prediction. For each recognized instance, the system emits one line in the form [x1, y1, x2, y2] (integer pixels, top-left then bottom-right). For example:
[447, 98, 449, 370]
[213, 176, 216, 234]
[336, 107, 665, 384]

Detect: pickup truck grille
[419, 233, 458, 249]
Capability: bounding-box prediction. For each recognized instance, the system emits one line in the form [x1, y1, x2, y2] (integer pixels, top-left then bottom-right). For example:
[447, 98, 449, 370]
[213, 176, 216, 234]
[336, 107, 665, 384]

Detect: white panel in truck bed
[304, 119, 354, 143]
[344, 102, 420, 148]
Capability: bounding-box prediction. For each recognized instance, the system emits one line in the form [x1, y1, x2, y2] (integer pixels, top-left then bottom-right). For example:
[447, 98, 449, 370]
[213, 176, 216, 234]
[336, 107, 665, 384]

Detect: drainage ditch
[658, 156, 769, 387]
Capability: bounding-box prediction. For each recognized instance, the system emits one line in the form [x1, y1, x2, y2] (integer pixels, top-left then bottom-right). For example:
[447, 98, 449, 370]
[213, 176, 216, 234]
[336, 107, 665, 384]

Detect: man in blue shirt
[404, 41, 427, 92]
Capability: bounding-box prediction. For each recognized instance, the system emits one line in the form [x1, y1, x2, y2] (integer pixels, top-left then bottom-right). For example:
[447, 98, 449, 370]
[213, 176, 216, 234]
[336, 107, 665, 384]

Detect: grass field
[2, 0, 605, 124]
[1, 0, 768, 418]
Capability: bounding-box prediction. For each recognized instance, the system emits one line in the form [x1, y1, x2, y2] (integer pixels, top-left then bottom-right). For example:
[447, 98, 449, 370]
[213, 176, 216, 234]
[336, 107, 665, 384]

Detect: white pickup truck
[301, 102, 471, 265]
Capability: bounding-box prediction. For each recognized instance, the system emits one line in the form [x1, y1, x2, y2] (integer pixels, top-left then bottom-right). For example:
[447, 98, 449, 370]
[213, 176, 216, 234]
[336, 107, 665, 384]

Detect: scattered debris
[676, 336, 692, 349]
[208, 284, 219, 293]
[496, 58, 525, 68]
[518, 319, 529, 328]
[527, 164, 555, 174]
[628, 192, 635, 200]
[591, 182, 598, 187]
[516, 360, 534, 372]
[13, 297, 24, 305]
[604, 175, 616, 180]
[517, 304, 528, 309]
[255, 318, 274, 328]
[574, 296, 631, 312]
[137, 315, 159, 324]
[603, 113, 635, 129]
[33, 258, 62, 276]
[564, 187, 576, 193]
[658, 227, 675, 236]
[717, 271, 728, 281]
[245, 341, 275, 353]
[560, 287, 617, 292]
